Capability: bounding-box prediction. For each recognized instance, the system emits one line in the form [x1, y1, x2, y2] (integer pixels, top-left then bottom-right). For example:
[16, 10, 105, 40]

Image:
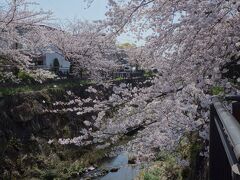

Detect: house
[12, 25, 71, 75]
[33, 46, 70, 75]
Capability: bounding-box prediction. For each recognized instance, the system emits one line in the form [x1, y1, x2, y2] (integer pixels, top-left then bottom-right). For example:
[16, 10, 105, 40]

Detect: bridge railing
[210, 96, 240, 180]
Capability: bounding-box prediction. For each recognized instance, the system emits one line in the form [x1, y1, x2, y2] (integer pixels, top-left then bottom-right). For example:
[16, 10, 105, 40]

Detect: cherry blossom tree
[2, 0, 239, 165]
[0, 0, 56, 82]
[0, 0, 52, 66]
[43, 20, 120, 80]
[104, 0, 240, 82]
[119, 44, 153, 70]
[75, 0, 240, 160]
[0, 1, 119, 81]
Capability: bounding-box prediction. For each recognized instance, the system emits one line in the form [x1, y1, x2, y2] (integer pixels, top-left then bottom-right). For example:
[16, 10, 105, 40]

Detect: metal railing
[210, 96, 240, 180]
[33, 65, 70, 72]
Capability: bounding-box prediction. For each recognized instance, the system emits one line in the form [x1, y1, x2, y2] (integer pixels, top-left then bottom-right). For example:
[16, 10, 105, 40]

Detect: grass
[0, 80, 92, 96]
[0, 76, 137, 96]
[0, 76, 147, 96]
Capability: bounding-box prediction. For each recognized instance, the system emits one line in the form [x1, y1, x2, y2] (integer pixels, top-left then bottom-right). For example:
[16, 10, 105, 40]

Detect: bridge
[210, 96, 240, 180]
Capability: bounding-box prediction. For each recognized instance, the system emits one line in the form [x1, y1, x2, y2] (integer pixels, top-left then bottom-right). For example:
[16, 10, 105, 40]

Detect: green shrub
[115, 77, 124, 81]
[211, 86, 224, 95]
[53, 58, 60, 68]
[52, 58, 60, 73]
[144, 173, 159, 180]
[67, 161, 84, 176]
[139, 132, 204, 180]
[17, 71, 34, 82]
[144, 71, 154, 77]
[41, 169, 58, 180]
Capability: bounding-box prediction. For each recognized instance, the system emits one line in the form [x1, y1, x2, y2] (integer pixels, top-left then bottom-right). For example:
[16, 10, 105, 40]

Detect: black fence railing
[112, 70, 144, 79]
[210, 96, 240, 180]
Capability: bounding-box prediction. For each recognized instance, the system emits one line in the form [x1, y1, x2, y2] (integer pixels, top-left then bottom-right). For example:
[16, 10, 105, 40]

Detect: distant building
[12, 25, 71, 75]
[33, 46, 70, 74]
[110, 49, 143, 79]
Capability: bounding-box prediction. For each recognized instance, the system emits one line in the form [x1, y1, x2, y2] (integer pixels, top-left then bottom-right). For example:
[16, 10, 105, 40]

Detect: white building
[13, 25, 71, 74]
[34, 46, 71, 74]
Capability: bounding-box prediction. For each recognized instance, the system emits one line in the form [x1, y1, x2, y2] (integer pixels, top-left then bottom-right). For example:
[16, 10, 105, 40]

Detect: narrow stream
[99, 152, 140, 180]
[79, 151, 141, 180]
[80, 127, 144, 179]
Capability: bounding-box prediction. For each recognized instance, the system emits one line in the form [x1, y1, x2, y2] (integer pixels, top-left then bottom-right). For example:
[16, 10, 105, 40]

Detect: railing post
[233, 102, 240, 123]
[232, 102, 240, 180]
[233, 172, 240, 180]
[209, 104, 232, 180]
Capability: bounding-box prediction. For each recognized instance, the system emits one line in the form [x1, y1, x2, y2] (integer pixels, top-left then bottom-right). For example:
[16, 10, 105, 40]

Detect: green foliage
[138, 132, 204, 180]
[144, 71, 154, 78]
[6, 137, 23, 150]
[41, 169, 58, 180]
[118, 42, 136, 49]
[144, 172, 160, 180]
[178, 132, 203, 179]
[0, 73, 4, 81]
[53, 58, 60, 68]
[52, 58, 60, 73]
[211, 86, 224, 95]
[156, 151, 176, 162]
[114, 77, 124, 81]
[62, 126, 71, 137]
[0, 85, 34, 96]
[67, 161, 84, 177]
[17, 70, 34, 82]
[0, 79, 92, 96]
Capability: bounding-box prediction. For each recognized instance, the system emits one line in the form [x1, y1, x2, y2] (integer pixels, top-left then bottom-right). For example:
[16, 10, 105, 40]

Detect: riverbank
[0, 77, 209, 179]
[136, 132, 208, 180]
[0, 78, 151, 179]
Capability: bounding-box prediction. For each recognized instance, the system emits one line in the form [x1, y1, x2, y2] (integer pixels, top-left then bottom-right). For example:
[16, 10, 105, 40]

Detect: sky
[34, 0, 141, 45]
[35, 0, 107, 22]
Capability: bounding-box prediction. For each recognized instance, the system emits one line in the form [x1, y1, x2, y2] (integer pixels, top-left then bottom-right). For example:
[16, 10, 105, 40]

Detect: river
[80, 151, 141, 180]
[99, 152, 140, 180]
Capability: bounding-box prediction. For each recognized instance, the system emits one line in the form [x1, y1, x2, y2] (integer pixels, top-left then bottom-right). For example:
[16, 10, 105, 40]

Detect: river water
[99, 152, 140, 180]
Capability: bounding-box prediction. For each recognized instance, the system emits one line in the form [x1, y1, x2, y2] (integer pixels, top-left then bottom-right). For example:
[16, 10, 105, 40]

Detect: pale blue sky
[34, 0, 141, 44]
[35, 0, 107, 22]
